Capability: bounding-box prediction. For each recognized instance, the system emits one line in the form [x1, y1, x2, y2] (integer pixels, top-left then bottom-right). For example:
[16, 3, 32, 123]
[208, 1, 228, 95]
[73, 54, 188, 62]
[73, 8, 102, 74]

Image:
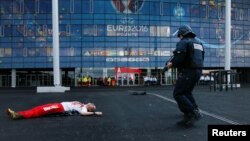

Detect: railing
[209, 70, 240, 91]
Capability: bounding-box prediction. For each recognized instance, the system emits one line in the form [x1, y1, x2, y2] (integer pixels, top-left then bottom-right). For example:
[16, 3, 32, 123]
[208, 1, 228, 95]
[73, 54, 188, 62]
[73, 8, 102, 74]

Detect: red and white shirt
[61, 101, 87, 114]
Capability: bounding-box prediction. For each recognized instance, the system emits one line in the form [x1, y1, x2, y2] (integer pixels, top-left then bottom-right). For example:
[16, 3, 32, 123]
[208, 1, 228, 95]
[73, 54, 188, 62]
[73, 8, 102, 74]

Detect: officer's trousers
[173, 69, 202, 114]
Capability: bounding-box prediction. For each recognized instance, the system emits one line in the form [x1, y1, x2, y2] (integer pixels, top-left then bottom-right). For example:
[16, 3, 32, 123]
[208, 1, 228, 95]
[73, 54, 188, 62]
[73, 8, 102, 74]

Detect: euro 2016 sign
[107, 25, 148, 36]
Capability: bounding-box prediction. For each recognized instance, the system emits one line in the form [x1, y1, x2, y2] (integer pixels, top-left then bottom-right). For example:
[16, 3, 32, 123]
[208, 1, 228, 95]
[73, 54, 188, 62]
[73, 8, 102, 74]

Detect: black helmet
[175, 25, 196, 38]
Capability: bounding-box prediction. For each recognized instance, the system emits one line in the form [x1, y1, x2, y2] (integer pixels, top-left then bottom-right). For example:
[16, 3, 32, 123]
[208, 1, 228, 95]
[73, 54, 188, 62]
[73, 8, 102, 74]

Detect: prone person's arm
[79, 111, 102, 116]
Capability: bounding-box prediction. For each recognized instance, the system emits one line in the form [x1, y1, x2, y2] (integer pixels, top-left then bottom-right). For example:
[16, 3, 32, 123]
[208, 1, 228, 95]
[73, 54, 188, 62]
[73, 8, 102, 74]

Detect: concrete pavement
[0, 85, 249, 141]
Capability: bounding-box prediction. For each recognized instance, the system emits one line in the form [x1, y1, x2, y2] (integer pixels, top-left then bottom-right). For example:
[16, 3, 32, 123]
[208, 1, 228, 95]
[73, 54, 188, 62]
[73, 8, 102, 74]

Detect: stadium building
[0, 0, 250, 87]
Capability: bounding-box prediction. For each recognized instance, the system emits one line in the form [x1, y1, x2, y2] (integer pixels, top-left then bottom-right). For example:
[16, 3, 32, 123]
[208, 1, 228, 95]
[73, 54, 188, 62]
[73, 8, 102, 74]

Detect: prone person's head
[86, 103, 96, 112]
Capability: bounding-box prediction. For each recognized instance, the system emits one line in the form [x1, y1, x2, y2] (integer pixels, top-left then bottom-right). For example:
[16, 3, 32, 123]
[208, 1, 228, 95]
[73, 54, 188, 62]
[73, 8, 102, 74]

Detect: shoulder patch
[193, 43, 203, 51]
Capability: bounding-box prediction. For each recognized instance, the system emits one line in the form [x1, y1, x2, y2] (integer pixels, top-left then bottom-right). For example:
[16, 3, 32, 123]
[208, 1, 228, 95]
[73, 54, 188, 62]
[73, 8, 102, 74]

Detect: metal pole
[11, 69, 16, 88]
[225, 0, 231, 71]
[52, 0, 61, 86]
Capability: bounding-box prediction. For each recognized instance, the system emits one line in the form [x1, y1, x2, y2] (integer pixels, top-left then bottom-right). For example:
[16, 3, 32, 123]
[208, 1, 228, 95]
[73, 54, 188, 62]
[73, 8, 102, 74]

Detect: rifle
[162, 56, 174, 74]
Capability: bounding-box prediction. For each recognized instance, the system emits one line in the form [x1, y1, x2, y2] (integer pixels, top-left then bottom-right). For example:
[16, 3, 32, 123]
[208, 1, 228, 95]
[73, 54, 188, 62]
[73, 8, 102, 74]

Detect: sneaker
[7, 108, 22, 119]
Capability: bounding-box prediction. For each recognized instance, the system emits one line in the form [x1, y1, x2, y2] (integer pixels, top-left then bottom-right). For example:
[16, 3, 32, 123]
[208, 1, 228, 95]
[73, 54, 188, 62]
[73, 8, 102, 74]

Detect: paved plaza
[0, 85, 249, 141]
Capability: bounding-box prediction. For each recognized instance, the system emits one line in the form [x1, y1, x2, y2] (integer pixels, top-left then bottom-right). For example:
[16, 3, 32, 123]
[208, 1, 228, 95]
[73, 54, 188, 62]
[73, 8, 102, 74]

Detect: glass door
[118, 73, 137, 86]
[0, 75, 11, 87]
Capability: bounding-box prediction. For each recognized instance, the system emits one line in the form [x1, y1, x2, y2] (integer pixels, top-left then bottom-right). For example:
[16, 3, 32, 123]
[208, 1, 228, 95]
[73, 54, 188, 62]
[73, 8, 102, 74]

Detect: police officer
[166, 25, 204, 126]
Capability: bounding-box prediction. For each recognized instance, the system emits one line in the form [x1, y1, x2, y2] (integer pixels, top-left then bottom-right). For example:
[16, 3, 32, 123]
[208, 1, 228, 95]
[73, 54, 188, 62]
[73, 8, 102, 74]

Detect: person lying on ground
[7, 101, 102, 120]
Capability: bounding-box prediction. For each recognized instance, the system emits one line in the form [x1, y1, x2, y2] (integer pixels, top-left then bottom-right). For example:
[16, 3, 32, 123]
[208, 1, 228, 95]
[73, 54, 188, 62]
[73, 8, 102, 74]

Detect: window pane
[59, 0, 70, 13]
[82, 0, 91, 13]
[24, 0, 36, 14]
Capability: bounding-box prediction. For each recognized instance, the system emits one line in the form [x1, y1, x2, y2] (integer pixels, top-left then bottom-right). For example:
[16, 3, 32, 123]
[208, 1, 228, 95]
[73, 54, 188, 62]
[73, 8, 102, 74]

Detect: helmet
[174, 25, 196, 38]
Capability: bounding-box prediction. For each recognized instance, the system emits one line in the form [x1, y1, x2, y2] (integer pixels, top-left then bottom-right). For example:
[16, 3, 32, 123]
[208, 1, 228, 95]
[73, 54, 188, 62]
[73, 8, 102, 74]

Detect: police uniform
[169, 25, 204, 125]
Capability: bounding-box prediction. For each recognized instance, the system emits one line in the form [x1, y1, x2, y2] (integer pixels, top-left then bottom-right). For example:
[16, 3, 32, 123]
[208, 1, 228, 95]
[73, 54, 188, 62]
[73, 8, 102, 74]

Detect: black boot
[193, 109, 202, 120]
[176, 113, 194, 126]
[176, 109, 202, 127]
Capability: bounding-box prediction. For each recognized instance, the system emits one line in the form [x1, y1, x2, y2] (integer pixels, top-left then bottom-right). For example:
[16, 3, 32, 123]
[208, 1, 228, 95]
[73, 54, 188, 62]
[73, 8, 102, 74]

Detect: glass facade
[0, 0, 250, 86]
